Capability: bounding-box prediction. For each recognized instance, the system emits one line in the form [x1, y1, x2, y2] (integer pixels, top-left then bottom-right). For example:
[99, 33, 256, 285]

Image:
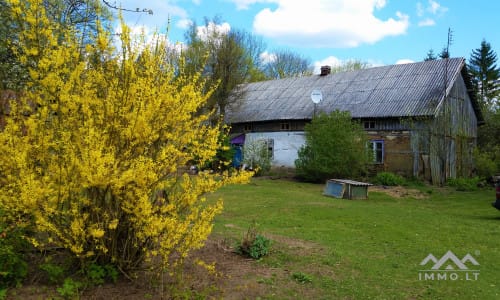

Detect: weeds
[84, 263, 119, 286]
[56, 278, 82, 299]
[39, 260, 66, 284]
[292, 272, 313, 284]
[447, 177, 481, 191]
[373, 172, 406, 186]
[237, 221, 271, 259]
[0, 218, 28, 288]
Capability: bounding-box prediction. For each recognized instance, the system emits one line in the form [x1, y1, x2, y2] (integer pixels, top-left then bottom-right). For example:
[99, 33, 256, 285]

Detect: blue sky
[116, 0, 499, 73]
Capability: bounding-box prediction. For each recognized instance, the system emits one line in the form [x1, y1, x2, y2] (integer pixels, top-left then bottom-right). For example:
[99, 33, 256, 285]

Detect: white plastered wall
[244, 131, 306, 167]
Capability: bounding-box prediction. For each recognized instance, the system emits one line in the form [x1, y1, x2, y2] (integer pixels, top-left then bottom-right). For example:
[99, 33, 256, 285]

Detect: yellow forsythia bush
[0, 0, 252, 271]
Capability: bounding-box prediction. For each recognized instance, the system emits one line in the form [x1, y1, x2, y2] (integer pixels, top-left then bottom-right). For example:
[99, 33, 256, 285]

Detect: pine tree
[469, 39, 500, 111]
[424, 49, 437, 61]
[439, 47, 450, 59]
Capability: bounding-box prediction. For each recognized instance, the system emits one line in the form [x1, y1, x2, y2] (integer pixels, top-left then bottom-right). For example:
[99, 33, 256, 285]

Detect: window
[280, 122, 290, 131]
[364, 121, 375, 129]
[244, 123, 253, 132]
[264, 139, 274, 160]
[369, 140, 384, 164]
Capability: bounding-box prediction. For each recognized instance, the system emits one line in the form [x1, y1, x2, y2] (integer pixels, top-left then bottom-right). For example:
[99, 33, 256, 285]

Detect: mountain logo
[420, 250, 479, 270]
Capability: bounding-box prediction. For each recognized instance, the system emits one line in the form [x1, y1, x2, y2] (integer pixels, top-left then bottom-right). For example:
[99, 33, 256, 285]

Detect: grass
[208, 178, 500, 299]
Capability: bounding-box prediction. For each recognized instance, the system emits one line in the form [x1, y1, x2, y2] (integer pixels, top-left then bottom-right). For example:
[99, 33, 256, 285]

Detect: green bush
[237, 222, 271, 259]
[0, 288, 6, 300]
[295, 110, 369, 182]
[85, 263, 119, 285]
[0, 219, 29, 288]
[57, 278, 82, 299]
[373, 172, 406, 186]
[474, 149, 499, 179]
[447, 177, 481, 191]
[39, 260, 66, 284]
[243, 139, 272, 176]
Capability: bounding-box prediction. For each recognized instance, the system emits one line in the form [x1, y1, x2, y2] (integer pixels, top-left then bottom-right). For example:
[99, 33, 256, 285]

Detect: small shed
[323, 179, 372, 200]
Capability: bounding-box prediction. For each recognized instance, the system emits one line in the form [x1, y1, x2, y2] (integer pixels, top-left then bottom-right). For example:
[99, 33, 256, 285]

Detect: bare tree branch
[101, 0, 153, 14]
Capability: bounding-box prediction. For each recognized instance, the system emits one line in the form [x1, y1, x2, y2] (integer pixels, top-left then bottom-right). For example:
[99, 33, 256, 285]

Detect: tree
[469, 39, 500, 111]
[330, 59, 371, 74]
[439, 47, 450, 59]
[295, 110, 369, 182]
[262, 49, 312, 79]
[0, 0, 251, 274]
[469, 40, 500, 179]
[475, 111, 500, 178]
[243, 138, 272, 174]
[182, 17, 266, 117]
[0, 0, 112, 90]
[0, 2, 23, 90]
[43, 0, 112, 40]
[424, 49, 437, 61]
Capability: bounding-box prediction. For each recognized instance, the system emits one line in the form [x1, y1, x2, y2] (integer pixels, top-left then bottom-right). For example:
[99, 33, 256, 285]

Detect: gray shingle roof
[226, 57, 480, 123]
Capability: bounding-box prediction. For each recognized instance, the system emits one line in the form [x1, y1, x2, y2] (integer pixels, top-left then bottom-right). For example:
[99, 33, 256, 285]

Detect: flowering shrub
[0, 0, 252, 273]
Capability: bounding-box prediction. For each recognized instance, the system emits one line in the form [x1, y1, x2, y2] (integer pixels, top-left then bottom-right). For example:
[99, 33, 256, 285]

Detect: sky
[115, 0, 500, 73]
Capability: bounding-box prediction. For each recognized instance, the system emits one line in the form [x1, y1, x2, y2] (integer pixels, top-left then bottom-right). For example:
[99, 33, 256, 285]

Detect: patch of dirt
[265, 233, 326, 254]
[369, 185, 429, 199]
[8, 232, 328, 300]
[224, 224, 327, 257]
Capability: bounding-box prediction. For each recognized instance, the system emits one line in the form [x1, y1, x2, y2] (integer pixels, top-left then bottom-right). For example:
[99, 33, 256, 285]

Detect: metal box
[323, 179, 372, 200]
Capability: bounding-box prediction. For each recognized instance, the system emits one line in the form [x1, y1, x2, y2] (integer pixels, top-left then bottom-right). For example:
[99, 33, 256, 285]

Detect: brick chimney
[320, 65, 331, 76]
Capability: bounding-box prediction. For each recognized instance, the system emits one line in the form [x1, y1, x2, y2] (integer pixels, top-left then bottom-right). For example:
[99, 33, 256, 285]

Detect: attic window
[280, 122, 290, 131]
[364, 121, 376, 129]
[244, 124, 253, 132]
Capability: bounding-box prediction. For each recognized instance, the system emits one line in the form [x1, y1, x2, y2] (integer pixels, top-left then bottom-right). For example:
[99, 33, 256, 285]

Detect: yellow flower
[90, 228, 105, 239]
[0, 0, 254, 272]
[108, 219, 119, 230]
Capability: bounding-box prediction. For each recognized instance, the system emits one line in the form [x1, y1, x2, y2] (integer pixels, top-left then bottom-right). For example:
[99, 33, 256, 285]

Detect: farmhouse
[225, 57, 484, 184]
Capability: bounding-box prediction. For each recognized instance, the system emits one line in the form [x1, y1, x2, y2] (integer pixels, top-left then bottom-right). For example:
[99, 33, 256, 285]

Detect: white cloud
[196, 22, 231, 41]
[117, 1, 187, 27]
[416, 0, 448, 16]
[428, 0, 447, 15]
[260, 51, 277, 64]
[313, 56, 343, 74]
[230, 0, 277, 10]
[418, 18, 435, 27]
[176, 18, 193, 29]
[415, 0, 447, 27]
[250, 0, 409, 48]
[312, 56, 386, 74]
[416, 2, 424, 17]
[113, 23, 183, 58]
[395, 59, 414, 64]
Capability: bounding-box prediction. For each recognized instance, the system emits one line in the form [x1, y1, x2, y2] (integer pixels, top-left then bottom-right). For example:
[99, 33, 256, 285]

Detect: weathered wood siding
[367, 131, 414, 177]
[429, 73, 478, 184]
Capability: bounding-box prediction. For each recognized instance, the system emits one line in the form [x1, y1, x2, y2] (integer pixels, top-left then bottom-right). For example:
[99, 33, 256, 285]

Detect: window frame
[244, 123, 253, 132]
[369, 140, 384, 164]
[280, 122, 290, 131]
[364, 121, 376, 129]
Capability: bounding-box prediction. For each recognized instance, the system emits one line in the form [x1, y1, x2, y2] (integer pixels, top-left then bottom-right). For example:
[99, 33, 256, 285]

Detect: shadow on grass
[462, 214, 500, 221]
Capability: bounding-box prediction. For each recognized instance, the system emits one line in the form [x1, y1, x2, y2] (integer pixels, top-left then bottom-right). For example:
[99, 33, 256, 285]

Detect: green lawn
[208, 178, 500, 299]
